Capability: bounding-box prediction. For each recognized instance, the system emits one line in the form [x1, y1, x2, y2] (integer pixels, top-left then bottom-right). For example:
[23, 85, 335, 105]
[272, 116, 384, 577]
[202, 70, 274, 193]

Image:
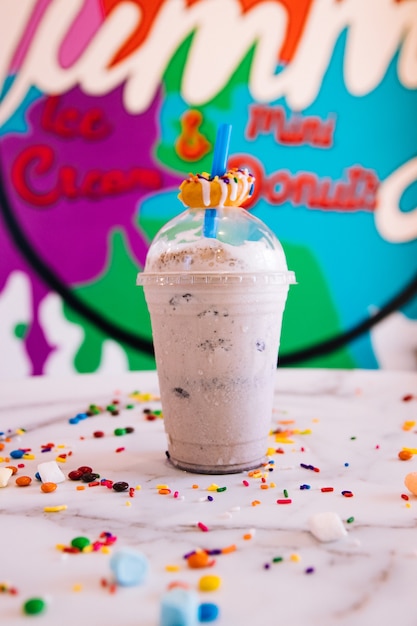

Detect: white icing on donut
[229, 177, 238, 202]
[218, 179, 229, 207]
[199, 178, 211, 206]
[180, 168, 254, 208]
[237, 170, 250, 204]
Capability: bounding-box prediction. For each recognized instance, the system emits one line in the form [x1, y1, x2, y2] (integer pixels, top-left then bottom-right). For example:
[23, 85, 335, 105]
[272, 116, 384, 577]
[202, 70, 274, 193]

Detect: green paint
[60, 229, 354, 372]
[163, 34, 194, 95]
[157, 38, 256, 175]
[63, 229, 155, 373]
[279, 243, 356, 369]
[163, 33, 253, 101]
[158, 43, 355, 369]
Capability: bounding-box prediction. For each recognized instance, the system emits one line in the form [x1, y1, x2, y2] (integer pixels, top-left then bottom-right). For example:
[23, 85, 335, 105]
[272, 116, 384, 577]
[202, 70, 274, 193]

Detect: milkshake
[137, 167, 295, 473]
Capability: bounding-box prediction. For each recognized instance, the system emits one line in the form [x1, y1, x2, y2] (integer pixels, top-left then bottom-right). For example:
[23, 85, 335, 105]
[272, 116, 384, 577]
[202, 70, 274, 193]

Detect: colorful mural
[0, 0, 416, 378]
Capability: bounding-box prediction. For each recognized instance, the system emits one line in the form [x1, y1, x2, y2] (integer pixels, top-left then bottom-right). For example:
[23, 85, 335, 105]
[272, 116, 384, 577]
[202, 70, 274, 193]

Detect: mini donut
[178, 167, 255, 208]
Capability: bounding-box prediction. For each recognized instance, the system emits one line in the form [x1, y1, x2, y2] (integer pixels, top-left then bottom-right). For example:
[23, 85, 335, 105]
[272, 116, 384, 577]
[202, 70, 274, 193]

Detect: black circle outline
[0, 146, 416, 366]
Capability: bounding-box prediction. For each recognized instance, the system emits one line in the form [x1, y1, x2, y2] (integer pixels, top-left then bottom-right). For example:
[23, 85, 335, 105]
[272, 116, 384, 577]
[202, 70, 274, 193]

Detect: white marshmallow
[0, 467, 13, 487]
[37, 461, 66, 484]
[308, 511, 347, 542]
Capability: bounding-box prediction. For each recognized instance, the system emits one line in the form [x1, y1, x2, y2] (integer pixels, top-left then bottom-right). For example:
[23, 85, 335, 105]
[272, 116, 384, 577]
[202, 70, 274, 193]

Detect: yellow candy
[199, 575, 222, 592]
[44, 505, 67, 512]
[274, 436, 294, 444]
[165, 565, 180, 572]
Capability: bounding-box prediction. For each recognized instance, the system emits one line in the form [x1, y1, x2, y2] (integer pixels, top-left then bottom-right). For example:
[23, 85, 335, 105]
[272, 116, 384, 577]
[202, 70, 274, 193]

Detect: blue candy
[68, 413, 88, 424]
[110, 548, 148, 587]
[198, 603, 219, 622]
[10, 449, 25, 459]
[160, 588, 199, 626]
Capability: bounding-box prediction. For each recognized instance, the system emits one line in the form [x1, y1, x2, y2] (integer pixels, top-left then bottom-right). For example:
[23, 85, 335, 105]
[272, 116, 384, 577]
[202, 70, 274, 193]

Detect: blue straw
[203, 124, 232, 238]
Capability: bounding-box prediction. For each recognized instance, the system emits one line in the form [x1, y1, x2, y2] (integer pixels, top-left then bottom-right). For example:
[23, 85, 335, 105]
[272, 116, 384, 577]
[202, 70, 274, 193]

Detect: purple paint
[0, 84, 182, 373]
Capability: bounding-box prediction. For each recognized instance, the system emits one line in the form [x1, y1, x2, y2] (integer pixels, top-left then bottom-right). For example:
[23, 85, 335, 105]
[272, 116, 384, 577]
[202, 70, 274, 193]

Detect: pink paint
[59, 0, 105, 68]
[10, 0, 105, 73]
[10, 0, 51, 72]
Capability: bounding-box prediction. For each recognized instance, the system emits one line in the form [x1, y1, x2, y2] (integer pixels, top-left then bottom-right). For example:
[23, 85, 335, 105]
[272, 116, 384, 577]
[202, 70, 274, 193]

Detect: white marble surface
[1, 368, 417, 626]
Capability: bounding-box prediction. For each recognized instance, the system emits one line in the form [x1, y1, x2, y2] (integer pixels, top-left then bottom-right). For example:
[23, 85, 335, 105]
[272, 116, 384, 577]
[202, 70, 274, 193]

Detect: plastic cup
[137, 205, 295, 474]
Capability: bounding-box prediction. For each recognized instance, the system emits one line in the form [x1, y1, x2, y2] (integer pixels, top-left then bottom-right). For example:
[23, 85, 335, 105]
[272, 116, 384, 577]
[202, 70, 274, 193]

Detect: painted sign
[0, 0, 416, 377]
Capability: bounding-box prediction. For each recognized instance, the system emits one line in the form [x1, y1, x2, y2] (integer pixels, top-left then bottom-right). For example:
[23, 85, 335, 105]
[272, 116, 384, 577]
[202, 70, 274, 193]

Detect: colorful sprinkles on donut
[178, 167, 255, 208]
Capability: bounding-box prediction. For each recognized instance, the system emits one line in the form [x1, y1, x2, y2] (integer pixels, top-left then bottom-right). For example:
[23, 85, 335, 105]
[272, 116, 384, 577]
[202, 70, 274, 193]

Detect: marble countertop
[1, 368, 417, 626]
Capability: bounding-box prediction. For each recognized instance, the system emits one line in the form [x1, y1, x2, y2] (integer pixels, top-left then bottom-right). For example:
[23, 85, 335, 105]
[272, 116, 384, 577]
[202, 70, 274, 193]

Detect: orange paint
[102, 0, 313, 67]
[176, 110, 211, 161]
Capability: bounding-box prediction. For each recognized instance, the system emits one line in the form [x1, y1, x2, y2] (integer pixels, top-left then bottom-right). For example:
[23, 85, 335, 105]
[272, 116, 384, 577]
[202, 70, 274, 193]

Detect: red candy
[68, 470, 83, 481]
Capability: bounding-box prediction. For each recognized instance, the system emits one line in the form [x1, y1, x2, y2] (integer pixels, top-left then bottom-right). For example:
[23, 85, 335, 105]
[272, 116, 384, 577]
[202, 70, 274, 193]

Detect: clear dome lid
[137, 207, 296, 286]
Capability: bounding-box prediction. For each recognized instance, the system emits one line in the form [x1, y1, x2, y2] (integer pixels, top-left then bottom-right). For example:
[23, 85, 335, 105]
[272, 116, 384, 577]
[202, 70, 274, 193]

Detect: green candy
[23, 597, 46, 615]
[114, 428, 126, 436]
[71, 536, 91, 550]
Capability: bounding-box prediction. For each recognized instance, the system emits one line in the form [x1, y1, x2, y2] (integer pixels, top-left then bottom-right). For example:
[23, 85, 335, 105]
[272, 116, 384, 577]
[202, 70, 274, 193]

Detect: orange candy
[41, 482, 58, 493]
[221, 544, 237, 555]
[16, 476, 32, 487]
[399, 450, 413, 461]
[187, 551, 214, 569]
